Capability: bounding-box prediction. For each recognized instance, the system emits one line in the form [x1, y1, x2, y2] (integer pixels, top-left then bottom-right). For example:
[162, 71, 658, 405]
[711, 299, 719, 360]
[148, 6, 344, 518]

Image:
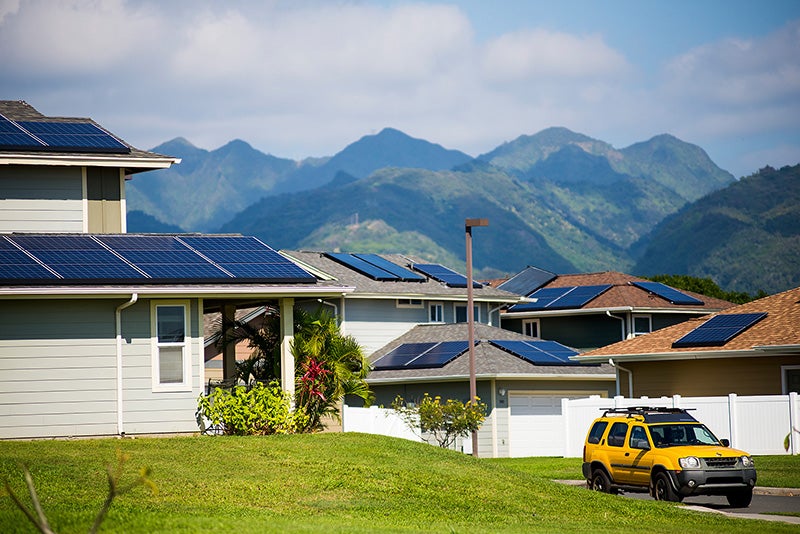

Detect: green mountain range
[124, 127, 798, 293]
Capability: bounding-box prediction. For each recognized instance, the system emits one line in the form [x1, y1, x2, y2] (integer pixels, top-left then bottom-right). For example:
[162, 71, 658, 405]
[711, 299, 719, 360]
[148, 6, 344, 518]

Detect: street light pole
[465, 217, 488, 458]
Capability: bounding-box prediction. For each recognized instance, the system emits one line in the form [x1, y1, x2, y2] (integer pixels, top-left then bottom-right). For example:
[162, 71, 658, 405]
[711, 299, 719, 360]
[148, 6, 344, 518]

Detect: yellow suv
[582, 407, 756, 506]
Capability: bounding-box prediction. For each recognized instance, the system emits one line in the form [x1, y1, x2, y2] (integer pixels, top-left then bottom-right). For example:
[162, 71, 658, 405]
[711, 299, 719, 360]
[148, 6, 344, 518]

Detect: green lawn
[1, 433, 797, 533]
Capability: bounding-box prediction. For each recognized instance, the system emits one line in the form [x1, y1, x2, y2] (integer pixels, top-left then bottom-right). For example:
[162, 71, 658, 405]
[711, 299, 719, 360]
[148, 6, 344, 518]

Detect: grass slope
[1, 434, 796, 533]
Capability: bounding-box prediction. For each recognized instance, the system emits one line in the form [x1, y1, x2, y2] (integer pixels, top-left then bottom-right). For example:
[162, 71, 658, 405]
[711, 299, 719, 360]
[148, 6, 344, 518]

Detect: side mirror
[721, 438, 730, 447]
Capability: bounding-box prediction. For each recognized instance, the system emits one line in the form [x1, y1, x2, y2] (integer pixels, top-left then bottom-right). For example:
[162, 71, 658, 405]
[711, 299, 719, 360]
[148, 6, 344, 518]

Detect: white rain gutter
[115, 293, 138, 435]
[608, 358, 633, 397]
[606, 310, 627, 341]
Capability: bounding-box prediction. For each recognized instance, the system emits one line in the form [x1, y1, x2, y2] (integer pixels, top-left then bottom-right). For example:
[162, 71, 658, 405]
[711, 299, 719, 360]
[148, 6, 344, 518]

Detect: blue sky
[1, 0, 799, 178]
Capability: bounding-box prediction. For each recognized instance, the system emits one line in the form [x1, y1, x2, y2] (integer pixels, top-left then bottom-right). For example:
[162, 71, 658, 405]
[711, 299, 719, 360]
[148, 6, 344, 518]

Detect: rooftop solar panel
[672, 312, 767, 348]
[324, 252, 398, 281]
[17, 121, 130, 153]
[0, 234, 318, 285]
[354, 253, 426, 282]
[547, 284, 612, 309]
[0, 116, 45, 150]
[507, 287, 571, 311]
[372, 342, 438, 370]
[489, 339, 581, 366]
[411, 263, 482, 288]
[497, 266, 557, 296]
[405, 340, 472, 369]
[631, 281, 704, 305]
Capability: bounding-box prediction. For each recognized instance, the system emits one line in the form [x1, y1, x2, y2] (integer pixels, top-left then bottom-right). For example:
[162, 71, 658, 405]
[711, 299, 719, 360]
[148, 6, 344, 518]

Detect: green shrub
[196, 381, 309, 435]
[392, 394, 487, 449]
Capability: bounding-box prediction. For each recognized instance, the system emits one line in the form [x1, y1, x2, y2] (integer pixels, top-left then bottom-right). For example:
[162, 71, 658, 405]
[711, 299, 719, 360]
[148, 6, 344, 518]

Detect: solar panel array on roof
[0, 234, 316, 285]
[372, 340, 472, 370]
[631, 281, 704, 305]
[0, 114, 130, 154]
[489, 339, 582, 366]
[672, 312, 768, 348]
[508, 284, 612, 311]
[325, 252, 424, 282]
[411, 263, 482, 288]
[497, 266, 557, 296]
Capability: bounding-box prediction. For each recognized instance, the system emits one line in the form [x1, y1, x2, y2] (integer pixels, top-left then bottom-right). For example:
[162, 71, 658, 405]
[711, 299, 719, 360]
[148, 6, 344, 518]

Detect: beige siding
[0, 298, 204, 439]
[627, 356, 800, 397]
[0, 165, 84, 233]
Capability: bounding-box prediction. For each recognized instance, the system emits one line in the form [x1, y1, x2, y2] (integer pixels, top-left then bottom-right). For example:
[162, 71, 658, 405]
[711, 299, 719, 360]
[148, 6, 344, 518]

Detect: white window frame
[454, 303, 480, 323]
[396, 298, 423, 309]
[151, 300, 192, 392]
[782, 365, 800, 394]
[522, 319, 540, 339]
[429, 302, 444, 322]
[632, 314, 652, 336]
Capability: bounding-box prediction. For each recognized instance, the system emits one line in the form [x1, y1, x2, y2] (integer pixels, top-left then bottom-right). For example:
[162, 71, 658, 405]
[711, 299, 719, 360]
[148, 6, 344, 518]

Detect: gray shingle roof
[367, 322, 614, 382]
[282, 251, 523, 302]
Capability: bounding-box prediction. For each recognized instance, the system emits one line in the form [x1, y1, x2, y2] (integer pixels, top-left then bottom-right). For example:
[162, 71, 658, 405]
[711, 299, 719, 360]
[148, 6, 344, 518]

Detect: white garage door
[508, 394, 566, 457]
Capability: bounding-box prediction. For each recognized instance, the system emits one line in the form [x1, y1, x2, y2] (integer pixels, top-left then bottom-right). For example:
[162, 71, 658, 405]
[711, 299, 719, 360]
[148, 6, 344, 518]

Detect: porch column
[221, 304, 238, 380]
[280, 298, 295, 399]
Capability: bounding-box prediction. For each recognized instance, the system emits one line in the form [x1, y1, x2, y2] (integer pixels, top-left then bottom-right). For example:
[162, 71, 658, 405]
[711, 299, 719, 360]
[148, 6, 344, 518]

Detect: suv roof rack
[601, 406, 697, 422]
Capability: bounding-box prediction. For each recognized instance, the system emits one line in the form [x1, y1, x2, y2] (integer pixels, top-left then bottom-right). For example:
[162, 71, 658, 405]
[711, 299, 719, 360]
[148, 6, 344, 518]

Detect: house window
[429, 302, 443, 322]
[396, 298, 423, 308]
[152, 302, 191, 391]
[633, 314, 652, 336]
[455, 304, 479, 323]
[782, 366, 800, 394]
[523, 319, 540, 338]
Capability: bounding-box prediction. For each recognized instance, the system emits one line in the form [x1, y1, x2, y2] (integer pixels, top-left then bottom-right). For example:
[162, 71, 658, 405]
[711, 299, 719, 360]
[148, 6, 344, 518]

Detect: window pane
[633, 316, 651, 335]
[159, 346, 183, 383]
[429, 304, 443, 322]
[524, 320, 539, 338]
[157, 306, 185, 342]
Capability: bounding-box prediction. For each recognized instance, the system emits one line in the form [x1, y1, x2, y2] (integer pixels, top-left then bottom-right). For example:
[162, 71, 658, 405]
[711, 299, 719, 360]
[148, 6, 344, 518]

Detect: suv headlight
[741, 456, 754, 468]
[679, 456, 701, 469]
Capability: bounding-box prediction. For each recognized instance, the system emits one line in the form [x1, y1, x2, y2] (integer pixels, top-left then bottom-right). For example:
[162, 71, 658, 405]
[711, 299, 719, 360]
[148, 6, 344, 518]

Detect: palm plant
[292, 307, 373, 431]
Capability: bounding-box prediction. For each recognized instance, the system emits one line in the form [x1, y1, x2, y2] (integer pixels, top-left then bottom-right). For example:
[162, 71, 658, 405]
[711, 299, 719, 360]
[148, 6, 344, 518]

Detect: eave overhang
[503, 305, 720, 319]
[574, 345, 800, 364]
[0, 153, 181, 173]
[366, 372, 616, 385]
[0, 284, 355, 300]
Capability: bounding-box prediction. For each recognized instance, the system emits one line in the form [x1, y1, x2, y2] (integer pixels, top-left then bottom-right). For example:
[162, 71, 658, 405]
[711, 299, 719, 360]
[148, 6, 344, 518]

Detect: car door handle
[625, 453, 630, 456]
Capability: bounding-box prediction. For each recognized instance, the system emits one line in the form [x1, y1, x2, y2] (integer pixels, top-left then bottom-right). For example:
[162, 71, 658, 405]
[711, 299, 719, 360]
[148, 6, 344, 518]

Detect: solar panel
[497, 266, 557, 296]
[372, 342, 438, 370]
[405, 340, 471, 369]
[0, 116, 45, 150]
[179, 235, 316, 283]
[324, 252, 399, 281]
[547, 284, 612, 309]
[508, 285, 612, 311]
[631, 281, 704, 305]
[0, 236, 59, 280]
[672, 313, 768, 348]
[489, 339, 580, 365]
[16, 121, 130, 153]
[353, 253, 426, 282]
[412, 263, 482, 288]
[8, 235, 145, 280]
[0, 234, 318, 285]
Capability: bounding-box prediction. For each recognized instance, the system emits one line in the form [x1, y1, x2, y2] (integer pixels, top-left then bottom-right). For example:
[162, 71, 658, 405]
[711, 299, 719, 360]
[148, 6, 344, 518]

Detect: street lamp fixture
[465, 217, 488, 457]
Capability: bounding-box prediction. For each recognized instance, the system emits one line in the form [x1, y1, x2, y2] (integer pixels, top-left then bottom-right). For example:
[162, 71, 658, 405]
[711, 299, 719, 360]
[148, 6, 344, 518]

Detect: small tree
[392, 394, 487, 449]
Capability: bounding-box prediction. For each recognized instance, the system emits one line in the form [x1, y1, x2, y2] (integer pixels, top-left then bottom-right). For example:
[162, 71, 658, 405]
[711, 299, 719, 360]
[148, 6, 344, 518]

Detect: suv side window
[608, 422, 628, 447]
[587, 421, 608, 444]
[629, 426, 649, 449]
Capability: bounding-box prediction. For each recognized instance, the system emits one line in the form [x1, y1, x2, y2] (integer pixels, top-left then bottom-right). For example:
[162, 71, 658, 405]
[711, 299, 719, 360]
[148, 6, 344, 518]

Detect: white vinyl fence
[343, 392, 800, 457]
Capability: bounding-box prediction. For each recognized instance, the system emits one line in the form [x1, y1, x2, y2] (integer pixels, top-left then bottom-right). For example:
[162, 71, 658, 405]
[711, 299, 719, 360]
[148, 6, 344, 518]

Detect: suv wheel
[652, 472, 683, 503]
[590, 469, 617, 495]
[726, 488, 753, 508]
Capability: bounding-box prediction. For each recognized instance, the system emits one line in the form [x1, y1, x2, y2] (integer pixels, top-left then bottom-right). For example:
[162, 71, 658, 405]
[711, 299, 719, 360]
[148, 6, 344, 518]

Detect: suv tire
[590, 469, 617, 495]
[726, 488, 753, 507]
[652, 472, 683, 502]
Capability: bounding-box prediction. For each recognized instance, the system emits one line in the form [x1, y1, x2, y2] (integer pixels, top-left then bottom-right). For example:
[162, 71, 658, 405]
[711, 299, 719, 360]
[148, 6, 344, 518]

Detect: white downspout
[115, 293, 138, 435]
[609, 358, 633, 398]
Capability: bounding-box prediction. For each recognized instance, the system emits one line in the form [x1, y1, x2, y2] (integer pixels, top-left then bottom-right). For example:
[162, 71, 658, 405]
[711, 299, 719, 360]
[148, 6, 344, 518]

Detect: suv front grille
[703, 457, 738, 468]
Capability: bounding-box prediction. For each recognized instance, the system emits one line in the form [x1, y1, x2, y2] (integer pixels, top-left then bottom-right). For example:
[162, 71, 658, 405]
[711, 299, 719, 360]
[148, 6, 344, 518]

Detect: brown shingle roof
[579, 286, 800, 360]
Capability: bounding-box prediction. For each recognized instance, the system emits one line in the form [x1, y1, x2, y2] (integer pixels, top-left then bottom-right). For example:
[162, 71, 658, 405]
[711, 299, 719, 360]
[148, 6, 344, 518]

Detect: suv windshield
[648, 423, 720, 447]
